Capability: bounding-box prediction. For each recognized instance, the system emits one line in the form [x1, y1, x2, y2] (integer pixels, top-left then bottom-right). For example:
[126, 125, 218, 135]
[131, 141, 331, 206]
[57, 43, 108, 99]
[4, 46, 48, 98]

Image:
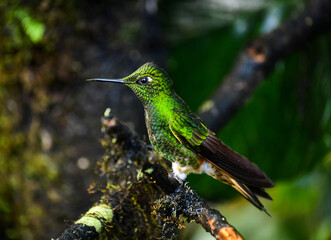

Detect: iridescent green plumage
[89, 62, 274, 215]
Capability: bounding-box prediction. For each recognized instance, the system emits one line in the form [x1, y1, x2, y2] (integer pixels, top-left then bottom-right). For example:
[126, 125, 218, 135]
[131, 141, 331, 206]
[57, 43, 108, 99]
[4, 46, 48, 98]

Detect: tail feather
[248, 185, 273, 200]
[229, 177, 271, 216]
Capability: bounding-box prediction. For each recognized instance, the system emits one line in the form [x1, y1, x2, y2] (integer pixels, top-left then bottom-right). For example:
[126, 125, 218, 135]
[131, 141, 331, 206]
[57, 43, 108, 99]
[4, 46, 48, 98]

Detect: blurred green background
[0, 0, 330, 239]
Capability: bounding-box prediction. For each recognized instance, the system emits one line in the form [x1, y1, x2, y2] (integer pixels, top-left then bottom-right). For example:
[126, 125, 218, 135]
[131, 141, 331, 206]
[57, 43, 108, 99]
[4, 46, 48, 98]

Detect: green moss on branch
[75, 204, 113, 234]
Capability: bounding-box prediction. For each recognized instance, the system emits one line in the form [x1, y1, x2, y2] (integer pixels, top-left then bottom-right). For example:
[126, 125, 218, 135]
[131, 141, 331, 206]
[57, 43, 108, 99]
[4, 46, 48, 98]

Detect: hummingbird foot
[169, 172, 186, 189]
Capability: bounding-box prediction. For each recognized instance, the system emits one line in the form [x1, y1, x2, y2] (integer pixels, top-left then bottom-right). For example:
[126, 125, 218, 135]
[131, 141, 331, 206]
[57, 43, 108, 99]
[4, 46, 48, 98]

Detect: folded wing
[169, 109, 274, 189]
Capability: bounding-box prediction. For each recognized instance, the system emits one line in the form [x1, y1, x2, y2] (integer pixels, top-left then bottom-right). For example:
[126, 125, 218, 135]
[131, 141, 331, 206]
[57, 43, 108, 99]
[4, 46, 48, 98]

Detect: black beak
[87, 78, 126, 84]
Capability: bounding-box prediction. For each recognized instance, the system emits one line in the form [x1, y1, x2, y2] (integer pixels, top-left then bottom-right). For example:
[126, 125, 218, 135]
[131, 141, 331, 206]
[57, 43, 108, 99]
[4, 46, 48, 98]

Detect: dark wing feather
[199, 132, 274, 188]
[170, 109, 274, 188]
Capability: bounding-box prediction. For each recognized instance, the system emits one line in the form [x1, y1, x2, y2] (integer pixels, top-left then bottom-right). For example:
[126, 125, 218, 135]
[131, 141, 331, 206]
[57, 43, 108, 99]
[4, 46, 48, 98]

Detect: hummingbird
[88, 62, 274, 215]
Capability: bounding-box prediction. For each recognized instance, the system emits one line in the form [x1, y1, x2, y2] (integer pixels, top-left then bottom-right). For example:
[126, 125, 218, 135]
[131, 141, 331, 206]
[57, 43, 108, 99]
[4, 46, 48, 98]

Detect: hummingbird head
[88, 62, 174, 105]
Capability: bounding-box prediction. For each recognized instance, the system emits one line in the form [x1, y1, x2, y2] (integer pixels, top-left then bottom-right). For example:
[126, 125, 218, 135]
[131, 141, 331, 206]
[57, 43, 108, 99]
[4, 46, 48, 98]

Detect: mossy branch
[55, 112, 243, 240]
[143, 162, 243, 240]
[56, 204, 112, 240]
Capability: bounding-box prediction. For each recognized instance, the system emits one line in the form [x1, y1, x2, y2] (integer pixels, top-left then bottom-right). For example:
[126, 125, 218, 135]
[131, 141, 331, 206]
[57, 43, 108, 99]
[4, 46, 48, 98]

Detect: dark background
[0, 0, 330, 239]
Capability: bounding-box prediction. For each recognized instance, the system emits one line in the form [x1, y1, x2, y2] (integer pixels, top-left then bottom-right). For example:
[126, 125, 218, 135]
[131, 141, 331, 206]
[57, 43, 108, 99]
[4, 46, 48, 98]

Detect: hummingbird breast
[144, 107, 201, 169]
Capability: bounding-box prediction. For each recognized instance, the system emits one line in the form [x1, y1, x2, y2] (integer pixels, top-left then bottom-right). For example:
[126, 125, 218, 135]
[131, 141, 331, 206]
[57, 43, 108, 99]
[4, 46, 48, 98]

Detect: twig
[198, 0, 331, 132]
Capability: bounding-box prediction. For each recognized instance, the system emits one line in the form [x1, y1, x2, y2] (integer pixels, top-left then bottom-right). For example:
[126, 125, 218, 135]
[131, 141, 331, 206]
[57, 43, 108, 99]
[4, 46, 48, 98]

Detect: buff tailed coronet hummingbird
[88, 62, 274, 215]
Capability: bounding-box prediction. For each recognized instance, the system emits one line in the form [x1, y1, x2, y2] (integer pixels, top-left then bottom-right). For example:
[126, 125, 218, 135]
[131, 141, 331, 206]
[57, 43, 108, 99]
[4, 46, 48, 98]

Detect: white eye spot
[137, 76, 153, 85]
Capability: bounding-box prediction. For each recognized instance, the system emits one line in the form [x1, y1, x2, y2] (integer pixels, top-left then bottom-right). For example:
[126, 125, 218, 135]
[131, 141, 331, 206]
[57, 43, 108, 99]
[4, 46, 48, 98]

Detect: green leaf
[15, 8, 45, 43]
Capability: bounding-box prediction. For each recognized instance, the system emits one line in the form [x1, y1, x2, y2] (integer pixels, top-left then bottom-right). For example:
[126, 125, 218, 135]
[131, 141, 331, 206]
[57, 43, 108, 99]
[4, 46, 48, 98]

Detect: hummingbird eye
[137, 77, 151, 85]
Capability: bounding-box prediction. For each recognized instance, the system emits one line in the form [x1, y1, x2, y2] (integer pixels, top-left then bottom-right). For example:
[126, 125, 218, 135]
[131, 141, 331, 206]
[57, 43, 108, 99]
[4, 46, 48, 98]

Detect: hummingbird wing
[169, 109, 274, 189]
